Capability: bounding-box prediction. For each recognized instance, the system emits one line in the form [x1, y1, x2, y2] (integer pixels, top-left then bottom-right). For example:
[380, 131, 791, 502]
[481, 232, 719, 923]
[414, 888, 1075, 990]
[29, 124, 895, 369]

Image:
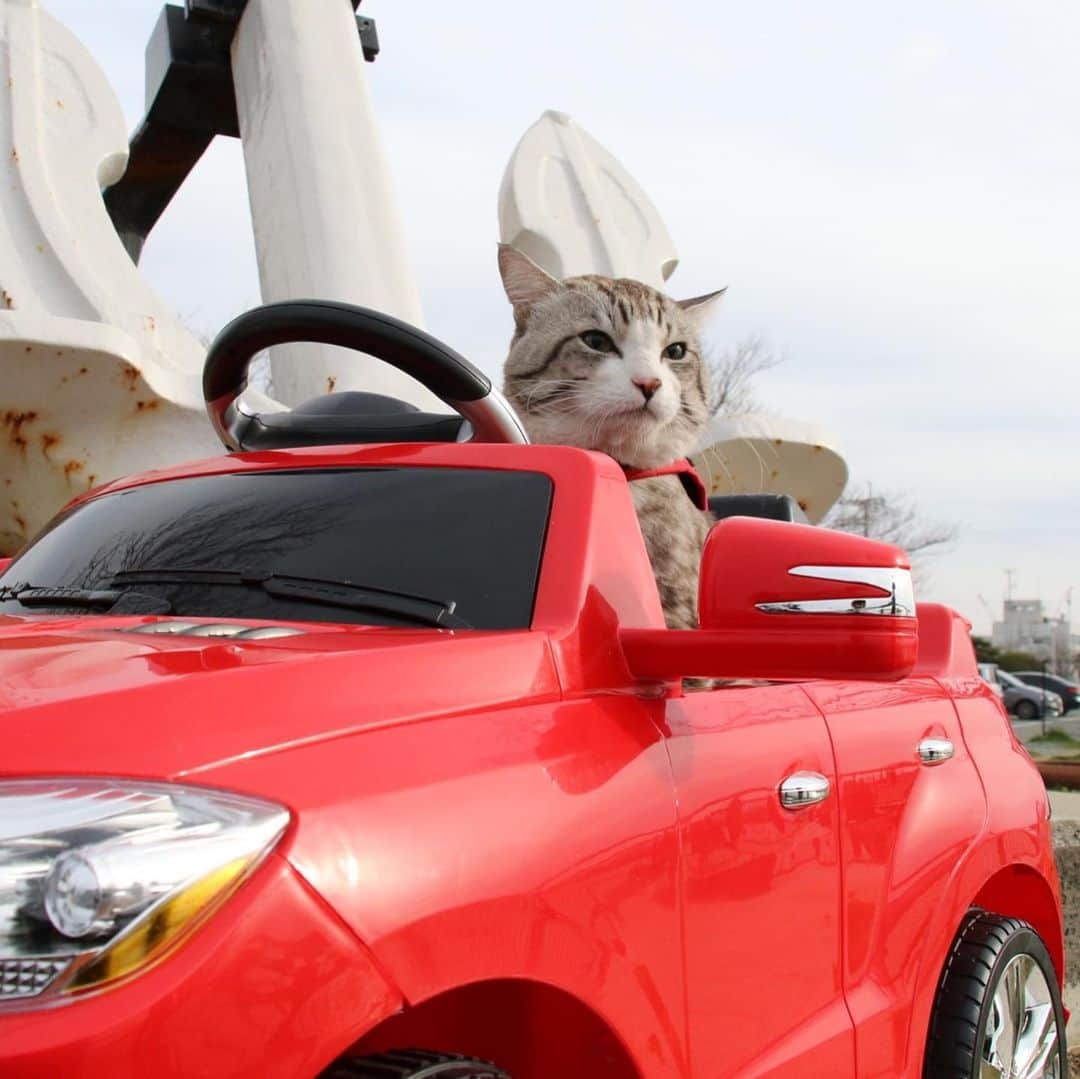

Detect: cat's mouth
[615, 401, 664, 423]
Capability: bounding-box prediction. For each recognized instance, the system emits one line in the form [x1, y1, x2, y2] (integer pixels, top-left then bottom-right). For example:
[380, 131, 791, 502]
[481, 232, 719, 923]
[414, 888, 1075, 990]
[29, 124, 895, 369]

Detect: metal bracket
[183, 1, 378, 60]
[104, 2, 379, 263]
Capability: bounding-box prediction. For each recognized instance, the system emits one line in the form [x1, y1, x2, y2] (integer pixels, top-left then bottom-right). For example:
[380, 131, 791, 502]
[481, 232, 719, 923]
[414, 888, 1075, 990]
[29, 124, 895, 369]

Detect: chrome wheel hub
[981, 954, 1061, 1078]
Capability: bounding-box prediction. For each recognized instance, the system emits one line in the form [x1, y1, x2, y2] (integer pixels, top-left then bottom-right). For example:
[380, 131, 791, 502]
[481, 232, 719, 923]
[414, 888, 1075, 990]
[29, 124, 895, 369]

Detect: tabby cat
[498, 244, 724, 629]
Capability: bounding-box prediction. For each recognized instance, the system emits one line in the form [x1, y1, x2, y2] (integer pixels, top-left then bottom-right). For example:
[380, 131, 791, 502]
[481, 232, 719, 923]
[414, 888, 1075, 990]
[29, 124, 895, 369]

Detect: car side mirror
[620, 517, 918, 681]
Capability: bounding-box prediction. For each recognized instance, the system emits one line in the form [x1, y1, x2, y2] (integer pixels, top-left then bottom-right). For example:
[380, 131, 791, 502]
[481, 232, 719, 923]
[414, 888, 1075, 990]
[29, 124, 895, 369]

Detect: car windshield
[996, 670, 1025, 690]
[0, 468, 552, 630]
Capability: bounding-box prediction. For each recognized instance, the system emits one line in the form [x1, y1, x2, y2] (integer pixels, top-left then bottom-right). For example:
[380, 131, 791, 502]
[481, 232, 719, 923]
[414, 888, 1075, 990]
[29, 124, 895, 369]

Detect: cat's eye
[580, 330, 616, 353]
[663, 342, 688, 360]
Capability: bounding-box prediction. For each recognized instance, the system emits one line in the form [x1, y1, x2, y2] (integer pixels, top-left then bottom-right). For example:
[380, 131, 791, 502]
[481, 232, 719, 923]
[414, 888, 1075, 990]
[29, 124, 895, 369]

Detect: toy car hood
[0, 615, 559, 780]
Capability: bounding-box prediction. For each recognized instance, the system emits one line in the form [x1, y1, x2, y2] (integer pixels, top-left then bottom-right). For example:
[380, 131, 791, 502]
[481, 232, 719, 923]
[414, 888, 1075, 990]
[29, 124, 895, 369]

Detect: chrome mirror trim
[756, 564, 915, 618]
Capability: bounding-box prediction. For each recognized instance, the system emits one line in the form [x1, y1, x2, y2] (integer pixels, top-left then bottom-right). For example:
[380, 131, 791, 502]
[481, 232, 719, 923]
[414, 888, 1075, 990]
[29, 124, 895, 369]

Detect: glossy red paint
[622, 517, 917, 682]
[912, 601, 979, 678]
[804, 676, 985, 1076]
[0, 442, 1062, 1077]
[0, 855, 403, 1079]
[666, 684, 853, 1075]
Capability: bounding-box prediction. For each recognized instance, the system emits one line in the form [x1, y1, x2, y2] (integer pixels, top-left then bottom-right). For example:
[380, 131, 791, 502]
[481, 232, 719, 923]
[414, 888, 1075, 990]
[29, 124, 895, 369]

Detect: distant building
[992, 599, 1077, 676]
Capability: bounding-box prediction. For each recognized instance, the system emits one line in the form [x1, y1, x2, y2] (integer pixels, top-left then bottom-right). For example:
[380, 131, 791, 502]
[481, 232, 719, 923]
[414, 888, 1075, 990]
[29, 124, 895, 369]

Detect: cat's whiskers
[705, 446, 737, 491]
[741, 436, 770, 488]
[515, 378, 599, 416]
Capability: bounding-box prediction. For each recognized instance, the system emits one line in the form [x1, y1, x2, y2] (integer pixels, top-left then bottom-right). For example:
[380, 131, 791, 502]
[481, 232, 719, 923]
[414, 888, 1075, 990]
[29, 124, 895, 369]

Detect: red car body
[0, 442, 1061, 1078]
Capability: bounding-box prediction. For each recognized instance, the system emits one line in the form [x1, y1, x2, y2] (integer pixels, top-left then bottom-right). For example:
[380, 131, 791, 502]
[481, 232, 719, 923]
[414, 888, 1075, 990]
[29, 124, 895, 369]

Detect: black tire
[923, 910, 1066, 1078]
[1014, 699, 1038, 721]
[321, 1049, 511, 1079]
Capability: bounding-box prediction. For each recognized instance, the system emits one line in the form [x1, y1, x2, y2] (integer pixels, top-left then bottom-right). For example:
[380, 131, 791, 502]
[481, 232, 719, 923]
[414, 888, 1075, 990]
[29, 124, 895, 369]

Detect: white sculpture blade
[499, 110, 678, 288]
[232, 0, 442, 410]
[0, 0, 220, 553]
[694, 414, 848, 525]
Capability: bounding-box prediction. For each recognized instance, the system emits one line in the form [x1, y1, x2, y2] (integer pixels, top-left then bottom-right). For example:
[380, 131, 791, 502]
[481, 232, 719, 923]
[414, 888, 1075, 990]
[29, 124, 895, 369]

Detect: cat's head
[498, 245, 724, 469]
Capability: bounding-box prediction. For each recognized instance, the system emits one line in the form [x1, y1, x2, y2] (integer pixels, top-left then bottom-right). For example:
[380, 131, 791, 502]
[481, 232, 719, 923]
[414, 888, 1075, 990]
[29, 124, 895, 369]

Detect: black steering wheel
[203, 300, 529, 452]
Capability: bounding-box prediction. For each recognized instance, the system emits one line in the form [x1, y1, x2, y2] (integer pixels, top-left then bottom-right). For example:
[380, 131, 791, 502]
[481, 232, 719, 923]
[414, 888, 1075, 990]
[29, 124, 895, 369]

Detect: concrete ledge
[1050, 793, 1080, 1074]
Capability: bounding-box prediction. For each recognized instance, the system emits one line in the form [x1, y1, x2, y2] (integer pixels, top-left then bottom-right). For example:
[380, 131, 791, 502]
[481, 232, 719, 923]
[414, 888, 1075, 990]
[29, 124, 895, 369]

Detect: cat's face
[498, 245, 723, 469]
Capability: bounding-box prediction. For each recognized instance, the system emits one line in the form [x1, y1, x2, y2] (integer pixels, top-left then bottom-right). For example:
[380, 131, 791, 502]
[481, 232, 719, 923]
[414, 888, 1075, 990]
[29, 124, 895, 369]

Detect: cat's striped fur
[498, 244, 724, 629]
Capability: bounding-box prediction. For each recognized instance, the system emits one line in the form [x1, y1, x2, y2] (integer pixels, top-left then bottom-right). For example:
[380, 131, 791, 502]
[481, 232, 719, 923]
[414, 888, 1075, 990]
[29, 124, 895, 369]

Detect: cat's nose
[633, 377, 662, 400]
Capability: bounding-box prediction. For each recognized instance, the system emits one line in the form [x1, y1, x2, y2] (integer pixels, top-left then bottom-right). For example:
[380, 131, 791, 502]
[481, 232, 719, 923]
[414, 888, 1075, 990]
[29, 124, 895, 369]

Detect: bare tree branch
[706, 335, 782, 418]
[823, 482, 956, 559]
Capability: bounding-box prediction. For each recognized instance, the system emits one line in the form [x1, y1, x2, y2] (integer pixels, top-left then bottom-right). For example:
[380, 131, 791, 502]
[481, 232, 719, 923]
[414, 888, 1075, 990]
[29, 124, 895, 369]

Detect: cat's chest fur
[630, 476, 712, 630]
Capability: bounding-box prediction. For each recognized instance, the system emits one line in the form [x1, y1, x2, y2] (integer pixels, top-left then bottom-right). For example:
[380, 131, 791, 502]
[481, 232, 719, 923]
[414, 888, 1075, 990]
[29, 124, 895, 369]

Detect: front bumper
[0, 854, 402, 1079]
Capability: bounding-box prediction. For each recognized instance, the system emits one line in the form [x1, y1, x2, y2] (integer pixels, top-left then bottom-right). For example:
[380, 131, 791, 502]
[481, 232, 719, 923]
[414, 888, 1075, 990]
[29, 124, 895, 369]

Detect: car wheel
[1014, 699, 1038, 721]
[321, 1049, 511, 1078]
[923, 911, 1066, 1078]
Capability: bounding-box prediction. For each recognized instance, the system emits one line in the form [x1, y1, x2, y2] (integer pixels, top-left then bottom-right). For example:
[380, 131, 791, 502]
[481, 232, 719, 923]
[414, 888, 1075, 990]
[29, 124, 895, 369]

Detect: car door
[802, 678, 985, 1078]
[665, 683, 855, 1078]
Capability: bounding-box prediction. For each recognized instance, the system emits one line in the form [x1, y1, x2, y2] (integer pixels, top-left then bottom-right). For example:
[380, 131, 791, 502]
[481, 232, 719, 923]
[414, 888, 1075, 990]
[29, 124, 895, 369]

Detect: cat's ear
[677, 288, 727, 323]
[498, 244, 562, 308]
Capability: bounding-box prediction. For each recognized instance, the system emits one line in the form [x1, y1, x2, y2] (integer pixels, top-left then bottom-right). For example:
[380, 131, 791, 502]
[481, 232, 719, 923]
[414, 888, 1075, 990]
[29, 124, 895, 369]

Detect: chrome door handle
[918, 738, 954, 766]
[779, 771, 831, 810]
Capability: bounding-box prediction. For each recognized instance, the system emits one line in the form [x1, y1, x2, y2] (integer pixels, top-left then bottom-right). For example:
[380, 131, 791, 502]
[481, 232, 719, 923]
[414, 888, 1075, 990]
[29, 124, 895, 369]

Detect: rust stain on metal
[773, 438, 784, 447]
[10, 499, 26, 533]
[10, 147, 18, 164]
[86, 473, 97, 489]
[326, 376, 337, 393]
[145, 315, 156, 332]
[813, 444, 824, 453]
[798, 499, 809, 512]
[134, 399, 160, 412]
[55, 99, 64, 110]
[39, 432, 60, 458]
[120, 362, 140, 392]
[78, 366, 88, 376]
[3, 410, 38, 456]
[63, 460, 84, 483]
[1, 289, 13, 309]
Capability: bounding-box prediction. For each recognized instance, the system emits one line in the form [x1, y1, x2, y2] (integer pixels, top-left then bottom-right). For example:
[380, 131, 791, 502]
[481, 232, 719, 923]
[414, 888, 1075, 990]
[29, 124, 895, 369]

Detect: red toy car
[0, 303, 1065, 1078]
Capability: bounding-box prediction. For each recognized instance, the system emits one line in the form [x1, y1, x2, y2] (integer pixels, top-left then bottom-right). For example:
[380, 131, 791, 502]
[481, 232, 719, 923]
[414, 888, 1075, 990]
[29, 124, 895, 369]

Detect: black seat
[241, 392, 465, 449]
[707, 493, 809, 525]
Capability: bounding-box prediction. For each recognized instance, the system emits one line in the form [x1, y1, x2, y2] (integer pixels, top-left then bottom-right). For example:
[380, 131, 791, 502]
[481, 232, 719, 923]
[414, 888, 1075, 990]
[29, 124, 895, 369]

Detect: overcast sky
[48, 0, 1080, 637]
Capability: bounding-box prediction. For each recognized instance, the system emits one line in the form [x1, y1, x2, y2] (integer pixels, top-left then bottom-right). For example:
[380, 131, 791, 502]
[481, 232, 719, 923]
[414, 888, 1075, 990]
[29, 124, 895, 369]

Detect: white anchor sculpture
[0, 0, 441, 555]
[0, 1, 847, 555]
[499, 110, 847, 523]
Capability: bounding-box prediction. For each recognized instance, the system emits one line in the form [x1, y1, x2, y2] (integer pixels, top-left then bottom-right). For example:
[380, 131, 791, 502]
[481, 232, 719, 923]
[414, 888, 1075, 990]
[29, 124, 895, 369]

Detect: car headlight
[0, 779, 288, 1004]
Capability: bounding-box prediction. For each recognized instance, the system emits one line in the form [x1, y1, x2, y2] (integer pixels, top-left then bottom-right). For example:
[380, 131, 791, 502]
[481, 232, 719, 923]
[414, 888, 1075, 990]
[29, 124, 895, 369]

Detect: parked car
[977, 661, 1006, 702]
[1015, 671, 1080, 714]
[996, 668, 1065, 721]
[0, 302, 1067, 1078]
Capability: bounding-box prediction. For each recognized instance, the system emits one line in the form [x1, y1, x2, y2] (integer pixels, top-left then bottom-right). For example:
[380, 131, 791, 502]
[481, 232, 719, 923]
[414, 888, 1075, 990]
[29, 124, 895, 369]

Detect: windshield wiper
[0, 583, 173, 614]
[108, 568, 469, 629]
